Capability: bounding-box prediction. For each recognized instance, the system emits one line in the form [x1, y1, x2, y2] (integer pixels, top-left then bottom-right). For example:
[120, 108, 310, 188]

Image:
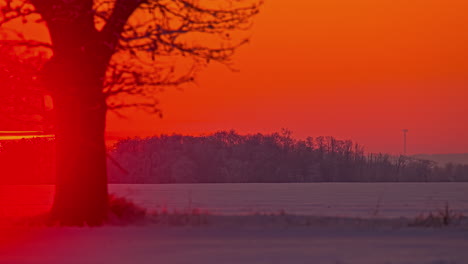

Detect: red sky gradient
[14, 0, 468, 154]
[110, 0, 468, 155]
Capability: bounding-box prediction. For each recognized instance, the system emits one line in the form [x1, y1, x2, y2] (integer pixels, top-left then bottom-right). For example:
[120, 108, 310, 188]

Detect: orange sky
[8, 0, 468, 154]
[109, 0, 468, 154]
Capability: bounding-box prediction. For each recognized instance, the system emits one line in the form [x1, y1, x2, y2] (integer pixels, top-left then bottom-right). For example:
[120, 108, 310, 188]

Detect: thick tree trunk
[37, 10, 112, 225]
[41, 33, 113, 226]
[29, 0, 136, 226]
[49, 89, 108, 226]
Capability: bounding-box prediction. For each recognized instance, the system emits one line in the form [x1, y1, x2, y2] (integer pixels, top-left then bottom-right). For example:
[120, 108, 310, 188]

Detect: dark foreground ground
[1, 215, 467, 264]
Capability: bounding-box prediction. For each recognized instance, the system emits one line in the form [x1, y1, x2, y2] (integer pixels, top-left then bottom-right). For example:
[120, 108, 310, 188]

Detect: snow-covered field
[1, 183, 467, 264]
[110, 183, 468, 217]
[2, 183, 468, 218]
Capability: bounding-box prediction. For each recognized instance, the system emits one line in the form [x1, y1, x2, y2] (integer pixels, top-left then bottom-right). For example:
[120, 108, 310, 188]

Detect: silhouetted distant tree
[0, 0, 261, 226]
[0, 47, 51, 131]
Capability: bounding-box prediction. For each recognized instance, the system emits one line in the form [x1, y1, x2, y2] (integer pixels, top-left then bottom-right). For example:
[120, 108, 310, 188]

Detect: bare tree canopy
[1, 0, 261, 114]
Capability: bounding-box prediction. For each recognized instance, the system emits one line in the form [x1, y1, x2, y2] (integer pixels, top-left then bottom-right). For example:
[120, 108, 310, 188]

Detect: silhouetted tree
[0, 0, 261, 226]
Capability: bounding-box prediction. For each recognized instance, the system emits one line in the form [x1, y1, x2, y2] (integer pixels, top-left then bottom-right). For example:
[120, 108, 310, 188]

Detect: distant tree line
[108, 130, 468, 183]
[1, 131, 467, 184]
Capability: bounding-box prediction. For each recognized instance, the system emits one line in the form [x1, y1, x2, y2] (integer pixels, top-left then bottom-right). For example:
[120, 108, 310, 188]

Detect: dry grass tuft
[107, 194, 147, 224]
[148, 208, 211, 226]
[409, 202, 465, 227]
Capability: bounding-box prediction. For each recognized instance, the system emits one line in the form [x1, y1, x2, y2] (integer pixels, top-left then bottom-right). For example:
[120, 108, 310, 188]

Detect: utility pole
[402, 129, 409, 155]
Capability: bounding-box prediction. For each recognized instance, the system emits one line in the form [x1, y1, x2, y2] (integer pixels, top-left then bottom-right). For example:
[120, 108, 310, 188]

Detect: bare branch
[0, 39, 51, 48]
[1, 0, 262, 113]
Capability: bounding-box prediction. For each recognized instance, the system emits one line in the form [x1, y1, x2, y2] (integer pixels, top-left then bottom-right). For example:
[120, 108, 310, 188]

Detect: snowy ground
[1, 183, 467, 264]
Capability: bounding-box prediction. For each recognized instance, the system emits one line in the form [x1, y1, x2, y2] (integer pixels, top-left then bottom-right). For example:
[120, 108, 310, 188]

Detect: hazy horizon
[1, 130, 467, 157]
